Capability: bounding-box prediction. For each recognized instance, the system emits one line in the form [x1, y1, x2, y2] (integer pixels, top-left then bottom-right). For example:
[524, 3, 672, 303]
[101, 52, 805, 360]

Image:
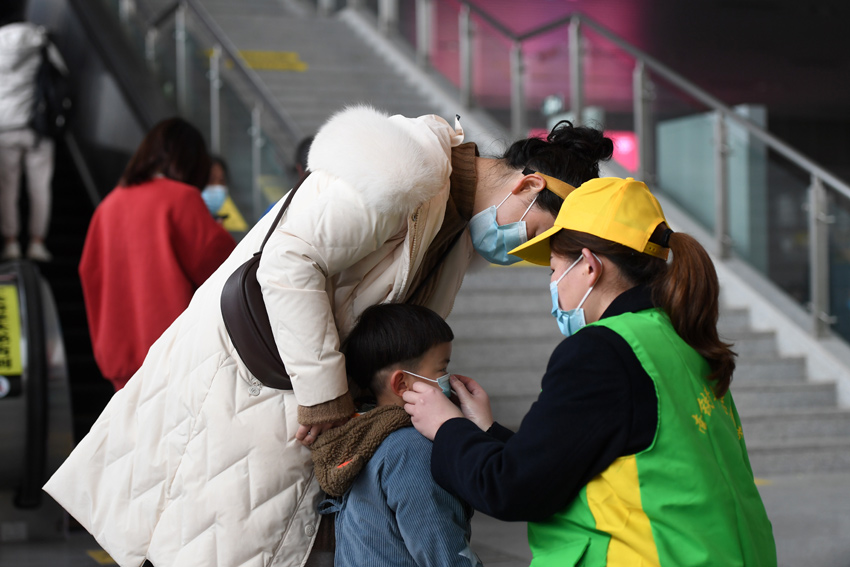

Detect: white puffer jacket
[44, 106, 472, 567]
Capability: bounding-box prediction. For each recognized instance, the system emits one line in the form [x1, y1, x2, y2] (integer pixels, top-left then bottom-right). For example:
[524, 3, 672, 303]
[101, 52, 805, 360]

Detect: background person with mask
[404, 177, 777, 567]
[201, 155, 230, 220]
[45, 106, 611, 567]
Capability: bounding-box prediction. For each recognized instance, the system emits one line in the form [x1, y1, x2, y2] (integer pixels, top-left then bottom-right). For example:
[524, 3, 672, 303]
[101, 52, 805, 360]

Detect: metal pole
[416, 0, 433, 67]
[809, 175, 835, 337]
[459, 4, 473, 108]
[633, 61, 655, 184]
[209, 45, 222, 154]
[145, 28, 158, 69]
[175, 3, 188, 115]
[378, 0, 398, 35]
[569, 16, 583, 125]
[252, 104, 263, 222]
[510, 40, 525, 138]
[714, 112, 731, 259]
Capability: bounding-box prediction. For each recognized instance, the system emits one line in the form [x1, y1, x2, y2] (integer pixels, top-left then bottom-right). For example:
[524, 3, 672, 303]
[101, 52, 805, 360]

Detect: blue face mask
[550, 255, 598, 338]
[403, 370, 452, 397]
[201, 184, 228, 215]
[469, 193, 538, 265]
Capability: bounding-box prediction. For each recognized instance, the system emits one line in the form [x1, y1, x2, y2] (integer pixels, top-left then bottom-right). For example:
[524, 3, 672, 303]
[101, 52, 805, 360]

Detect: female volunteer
[404, 177, 777, 566]
[44, 106, 613, 567]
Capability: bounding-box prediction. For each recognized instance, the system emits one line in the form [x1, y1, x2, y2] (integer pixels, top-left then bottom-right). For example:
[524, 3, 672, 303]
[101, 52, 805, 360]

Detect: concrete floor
[0, 473, 847, 567]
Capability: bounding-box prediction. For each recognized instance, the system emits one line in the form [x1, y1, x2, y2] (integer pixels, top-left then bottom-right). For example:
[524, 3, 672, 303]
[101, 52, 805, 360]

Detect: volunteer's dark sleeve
[431, 326, 657, 521]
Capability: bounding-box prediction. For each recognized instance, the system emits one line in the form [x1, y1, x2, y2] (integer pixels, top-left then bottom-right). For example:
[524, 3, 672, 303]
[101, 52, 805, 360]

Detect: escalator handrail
[1, 261, 50, 509]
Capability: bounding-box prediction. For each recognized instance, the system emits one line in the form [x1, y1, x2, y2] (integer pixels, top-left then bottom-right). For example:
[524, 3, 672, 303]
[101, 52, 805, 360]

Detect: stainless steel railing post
[714, 112, 731, 259]
[209, 44, 222, 154]
[175, 2, 188, 115]
[251, 104, 264, 221]
[809, 176, 836, 337]
[569, 16, 583, 125]
[510, 40, 525, 138]
[459, 3, 473, 108]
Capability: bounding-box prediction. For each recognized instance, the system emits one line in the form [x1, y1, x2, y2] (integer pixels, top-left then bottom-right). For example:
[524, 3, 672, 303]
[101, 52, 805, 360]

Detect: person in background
[0, 11, 67, 261]
[405, 177, 777, 567]
[202, 155, 229, 220]
[311, 303, 481, 567]
[78, 117, 235, 391]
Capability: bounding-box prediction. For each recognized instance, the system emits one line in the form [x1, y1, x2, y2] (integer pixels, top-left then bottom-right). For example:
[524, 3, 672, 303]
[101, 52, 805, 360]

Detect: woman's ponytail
[652, 233, 736, 397]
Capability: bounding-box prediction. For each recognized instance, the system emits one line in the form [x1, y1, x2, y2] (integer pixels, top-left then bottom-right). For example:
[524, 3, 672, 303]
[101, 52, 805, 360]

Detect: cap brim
[509, 225, 562, 266]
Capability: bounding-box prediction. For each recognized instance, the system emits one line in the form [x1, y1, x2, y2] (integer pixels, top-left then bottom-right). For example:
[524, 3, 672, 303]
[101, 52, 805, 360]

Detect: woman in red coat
[80, 118, 236, 390]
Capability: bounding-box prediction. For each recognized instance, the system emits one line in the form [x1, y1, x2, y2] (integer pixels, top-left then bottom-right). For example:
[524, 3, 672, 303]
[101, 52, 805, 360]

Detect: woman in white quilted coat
[44, 106, 613, 567]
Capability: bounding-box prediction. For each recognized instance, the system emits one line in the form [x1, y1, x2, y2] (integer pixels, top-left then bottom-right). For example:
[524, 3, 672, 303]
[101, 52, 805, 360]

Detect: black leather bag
[220, 181, 303, 390]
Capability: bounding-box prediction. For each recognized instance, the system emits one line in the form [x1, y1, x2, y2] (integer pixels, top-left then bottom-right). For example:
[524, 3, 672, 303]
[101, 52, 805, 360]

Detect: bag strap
[258, 172, 309, 253]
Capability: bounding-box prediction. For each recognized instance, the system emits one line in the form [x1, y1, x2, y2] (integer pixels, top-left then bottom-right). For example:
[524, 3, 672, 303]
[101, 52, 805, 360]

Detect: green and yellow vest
[528, 309, 777, 567]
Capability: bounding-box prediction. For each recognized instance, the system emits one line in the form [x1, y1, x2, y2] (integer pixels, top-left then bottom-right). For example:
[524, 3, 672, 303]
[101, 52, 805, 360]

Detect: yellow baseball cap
[509, 177, 669, 266]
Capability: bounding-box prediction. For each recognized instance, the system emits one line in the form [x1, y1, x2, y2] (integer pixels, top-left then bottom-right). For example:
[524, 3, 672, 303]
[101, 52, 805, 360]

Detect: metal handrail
[138, 0, 303, 144]
[574, 14, 850, 201]
[179, 0, 304, 143]
[365, 0, 845, 337]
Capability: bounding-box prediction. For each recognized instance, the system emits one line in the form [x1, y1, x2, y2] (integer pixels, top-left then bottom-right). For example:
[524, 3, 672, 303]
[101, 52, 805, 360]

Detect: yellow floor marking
[239, 50, 308, 71]
[754, 477, 773, 486]
[86, 550, 117, 564]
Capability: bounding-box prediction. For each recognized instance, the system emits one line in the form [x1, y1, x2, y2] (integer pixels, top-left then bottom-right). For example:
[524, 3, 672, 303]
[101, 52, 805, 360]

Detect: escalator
[0, 259, 73, 540]
[0, 0, 175, 542]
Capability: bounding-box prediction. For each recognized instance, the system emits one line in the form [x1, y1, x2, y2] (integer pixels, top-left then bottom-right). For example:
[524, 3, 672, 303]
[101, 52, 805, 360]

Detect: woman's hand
[450, 374, 494, 432]
[402, 381, 463, 440]
[296, 418, 348, 447]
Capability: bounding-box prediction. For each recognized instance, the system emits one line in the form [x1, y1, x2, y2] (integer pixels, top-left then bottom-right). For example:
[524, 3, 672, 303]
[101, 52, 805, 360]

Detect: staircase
[447, 266, 850, 477]
[186, 0, 447, 137]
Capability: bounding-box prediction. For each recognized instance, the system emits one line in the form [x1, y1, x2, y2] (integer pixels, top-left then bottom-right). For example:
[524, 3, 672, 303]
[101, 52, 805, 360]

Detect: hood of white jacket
[308, 105, 464, 216]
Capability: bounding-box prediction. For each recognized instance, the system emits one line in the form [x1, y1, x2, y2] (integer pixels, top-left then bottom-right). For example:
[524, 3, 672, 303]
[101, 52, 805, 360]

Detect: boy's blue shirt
[319, 426, 482, 567]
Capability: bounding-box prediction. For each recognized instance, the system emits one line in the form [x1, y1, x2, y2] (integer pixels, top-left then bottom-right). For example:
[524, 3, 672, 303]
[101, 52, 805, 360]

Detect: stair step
[717, 307, 749, 333]
[723, 330, 778, 357]
[731, 381, 838, 412]
[747, 437, 850, 475]
[733, 356, 806, 383]
[451, 338, 559, 370]
[448, 314, 562, 341]
[741, 408, 850, 442]
[449, 291, 552, 317]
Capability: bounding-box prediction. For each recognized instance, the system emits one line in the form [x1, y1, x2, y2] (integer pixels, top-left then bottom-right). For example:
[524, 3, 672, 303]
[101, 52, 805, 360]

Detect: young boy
[311, 303, 482, 567]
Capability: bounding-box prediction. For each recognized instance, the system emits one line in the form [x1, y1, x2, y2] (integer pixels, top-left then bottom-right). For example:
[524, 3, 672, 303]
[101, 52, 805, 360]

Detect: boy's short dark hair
[343, 303, 453, 393]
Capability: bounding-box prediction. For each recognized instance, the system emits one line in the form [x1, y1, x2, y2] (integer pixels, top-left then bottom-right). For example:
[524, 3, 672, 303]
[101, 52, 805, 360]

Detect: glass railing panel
[744, 150, 808, 304]
[216, 80, 257, 230]
[430, 0, 461, 89]
[828, 189, 850, 341]
[647, 75, 717, 233]
[398, 0, 417, 47]
[573, 26, 636, 133]
[467, 11, 512, 130]
[258, 132, 292, 218]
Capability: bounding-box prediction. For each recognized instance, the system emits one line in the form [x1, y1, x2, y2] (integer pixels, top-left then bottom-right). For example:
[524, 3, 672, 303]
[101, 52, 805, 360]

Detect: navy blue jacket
[430, 286, 659, 521]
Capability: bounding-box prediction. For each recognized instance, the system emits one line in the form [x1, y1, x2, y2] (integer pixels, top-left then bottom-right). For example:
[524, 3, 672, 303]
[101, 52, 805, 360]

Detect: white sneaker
[26, 242, 52, 262]
[2, 241, 21, 260]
